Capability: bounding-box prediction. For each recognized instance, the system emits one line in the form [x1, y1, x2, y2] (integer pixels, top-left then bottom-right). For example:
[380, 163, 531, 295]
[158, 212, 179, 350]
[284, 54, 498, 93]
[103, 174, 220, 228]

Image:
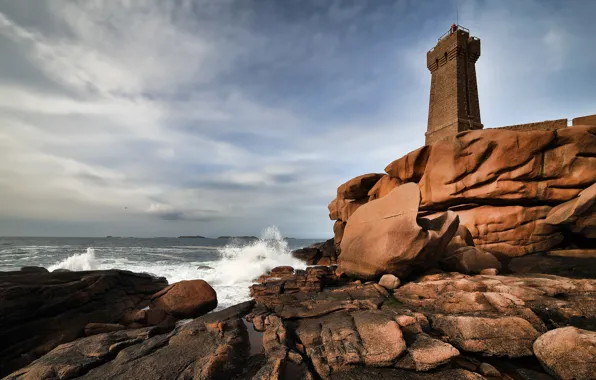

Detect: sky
[0, 0, 594, 238]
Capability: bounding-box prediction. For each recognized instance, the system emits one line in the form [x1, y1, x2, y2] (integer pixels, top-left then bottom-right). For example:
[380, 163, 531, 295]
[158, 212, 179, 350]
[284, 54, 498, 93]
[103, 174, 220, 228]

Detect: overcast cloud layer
[0, 0, 594, 238]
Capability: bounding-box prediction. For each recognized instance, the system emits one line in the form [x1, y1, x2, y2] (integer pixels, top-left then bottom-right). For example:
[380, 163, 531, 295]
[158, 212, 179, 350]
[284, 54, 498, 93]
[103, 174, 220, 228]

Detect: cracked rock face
[328, 125, 596, 258]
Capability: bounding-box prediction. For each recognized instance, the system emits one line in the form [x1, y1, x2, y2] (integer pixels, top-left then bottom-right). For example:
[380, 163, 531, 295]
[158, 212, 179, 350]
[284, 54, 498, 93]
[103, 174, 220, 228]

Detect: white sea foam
[207, 226, 305, 285]
[48, 247, 99, 271]
[41, 226, 306, 309]
[201, 226, 306, 307]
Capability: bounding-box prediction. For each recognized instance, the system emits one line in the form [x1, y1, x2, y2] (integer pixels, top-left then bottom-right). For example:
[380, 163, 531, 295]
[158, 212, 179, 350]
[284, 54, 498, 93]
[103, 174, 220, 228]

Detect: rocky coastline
[1, 125, 595, 380]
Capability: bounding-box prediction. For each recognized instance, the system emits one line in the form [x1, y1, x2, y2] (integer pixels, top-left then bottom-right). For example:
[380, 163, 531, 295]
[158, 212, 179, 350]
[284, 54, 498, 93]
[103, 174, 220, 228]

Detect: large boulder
[368, 175, 401, 201]
[337, 173, 385, 200]
[534, 327, 596, 380]
[338, 183, 459, 280]
[546, 182, 596, 238]
[440, 246, 502, 274]
[385, 145, 431, 183]
[331, 126, 596, 258]
[0, 269, 167, 377]
[151, 280, 217, 318]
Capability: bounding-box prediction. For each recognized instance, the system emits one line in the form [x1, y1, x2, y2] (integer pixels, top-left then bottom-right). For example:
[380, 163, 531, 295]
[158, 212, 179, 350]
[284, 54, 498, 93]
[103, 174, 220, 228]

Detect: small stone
[378, 274, 401, 290]
[288, 350, 303, 364]
[479, 362, 501, 377]
[454, 357, 478, 371]
[480, 268, 499, 276]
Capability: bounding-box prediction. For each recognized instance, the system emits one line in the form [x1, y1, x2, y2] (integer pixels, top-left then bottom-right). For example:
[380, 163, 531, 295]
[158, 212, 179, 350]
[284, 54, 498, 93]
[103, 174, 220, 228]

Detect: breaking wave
[43, 226, 307, 308]
[48, 247, 99, 271]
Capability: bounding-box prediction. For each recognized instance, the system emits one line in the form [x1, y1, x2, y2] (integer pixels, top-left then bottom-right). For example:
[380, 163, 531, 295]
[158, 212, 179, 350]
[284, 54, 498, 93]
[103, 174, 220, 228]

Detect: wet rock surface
[0, 269, 167, 376]
[7, 301, 255, 380]
[291, 239, 337, 266]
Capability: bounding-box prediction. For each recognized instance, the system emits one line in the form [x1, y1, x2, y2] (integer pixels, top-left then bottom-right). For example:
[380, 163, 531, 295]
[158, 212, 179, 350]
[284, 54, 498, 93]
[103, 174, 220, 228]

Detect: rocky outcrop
[338, 183, 459, 279]
[8, 264, 594, 380]
[0, 269, 168, 377]
[418, 126, 596, 208]
[533, 327, 596, 380]
[329, 125, 596, 258]
[291, 238, 338, 265]
[150, 279, 217, 319]
[243, 265, 596, 379]
[7, 301, 256, 380]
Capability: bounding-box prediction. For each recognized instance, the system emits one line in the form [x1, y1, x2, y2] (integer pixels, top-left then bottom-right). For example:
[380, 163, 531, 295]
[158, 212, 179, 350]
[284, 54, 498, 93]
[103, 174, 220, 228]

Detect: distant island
[217, 236, 258, 240]
[177, 235, 206, 239]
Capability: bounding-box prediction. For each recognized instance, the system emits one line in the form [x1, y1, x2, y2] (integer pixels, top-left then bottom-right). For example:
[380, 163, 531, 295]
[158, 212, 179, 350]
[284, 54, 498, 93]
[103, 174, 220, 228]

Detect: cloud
[0, 0, 594, 237]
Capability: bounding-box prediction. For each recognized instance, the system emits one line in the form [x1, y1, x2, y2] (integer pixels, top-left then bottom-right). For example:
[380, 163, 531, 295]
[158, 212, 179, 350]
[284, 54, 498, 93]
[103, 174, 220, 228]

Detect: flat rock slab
[431, 315, 541, 357]
[294, 309, 408, 378]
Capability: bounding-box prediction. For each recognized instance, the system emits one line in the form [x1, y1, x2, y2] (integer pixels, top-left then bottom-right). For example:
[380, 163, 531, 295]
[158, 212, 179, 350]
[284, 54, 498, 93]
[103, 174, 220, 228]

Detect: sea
[0, 226, 320, 309]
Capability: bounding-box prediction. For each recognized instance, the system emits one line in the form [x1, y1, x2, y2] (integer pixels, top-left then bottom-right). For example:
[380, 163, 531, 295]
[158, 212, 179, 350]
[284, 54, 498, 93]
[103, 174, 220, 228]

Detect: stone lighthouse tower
[425, 25, 483, 145]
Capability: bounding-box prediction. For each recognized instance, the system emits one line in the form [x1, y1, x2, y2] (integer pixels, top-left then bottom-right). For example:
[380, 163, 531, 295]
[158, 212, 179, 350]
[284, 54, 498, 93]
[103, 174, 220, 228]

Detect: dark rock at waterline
[19, 266, 49, 273]
[291, 238, 337, 265]
[7, 301, 257, 380]
[197, 265, 213, 270]
[0, 269, 168, 377]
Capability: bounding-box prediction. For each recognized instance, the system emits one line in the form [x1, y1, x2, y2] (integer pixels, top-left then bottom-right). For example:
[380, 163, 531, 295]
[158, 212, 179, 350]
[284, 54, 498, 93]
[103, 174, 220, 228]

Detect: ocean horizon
[0, 226, 320, 309]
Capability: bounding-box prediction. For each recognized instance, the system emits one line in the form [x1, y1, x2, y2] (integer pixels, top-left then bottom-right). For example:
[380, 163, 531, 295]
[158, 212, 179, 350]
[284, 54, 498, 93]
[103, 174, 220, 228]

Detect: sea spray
[37, 226, 310, 309]
[48, 247, 99, 271]
[198, 226, 307, 308]
[208, 226, 306, 286]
